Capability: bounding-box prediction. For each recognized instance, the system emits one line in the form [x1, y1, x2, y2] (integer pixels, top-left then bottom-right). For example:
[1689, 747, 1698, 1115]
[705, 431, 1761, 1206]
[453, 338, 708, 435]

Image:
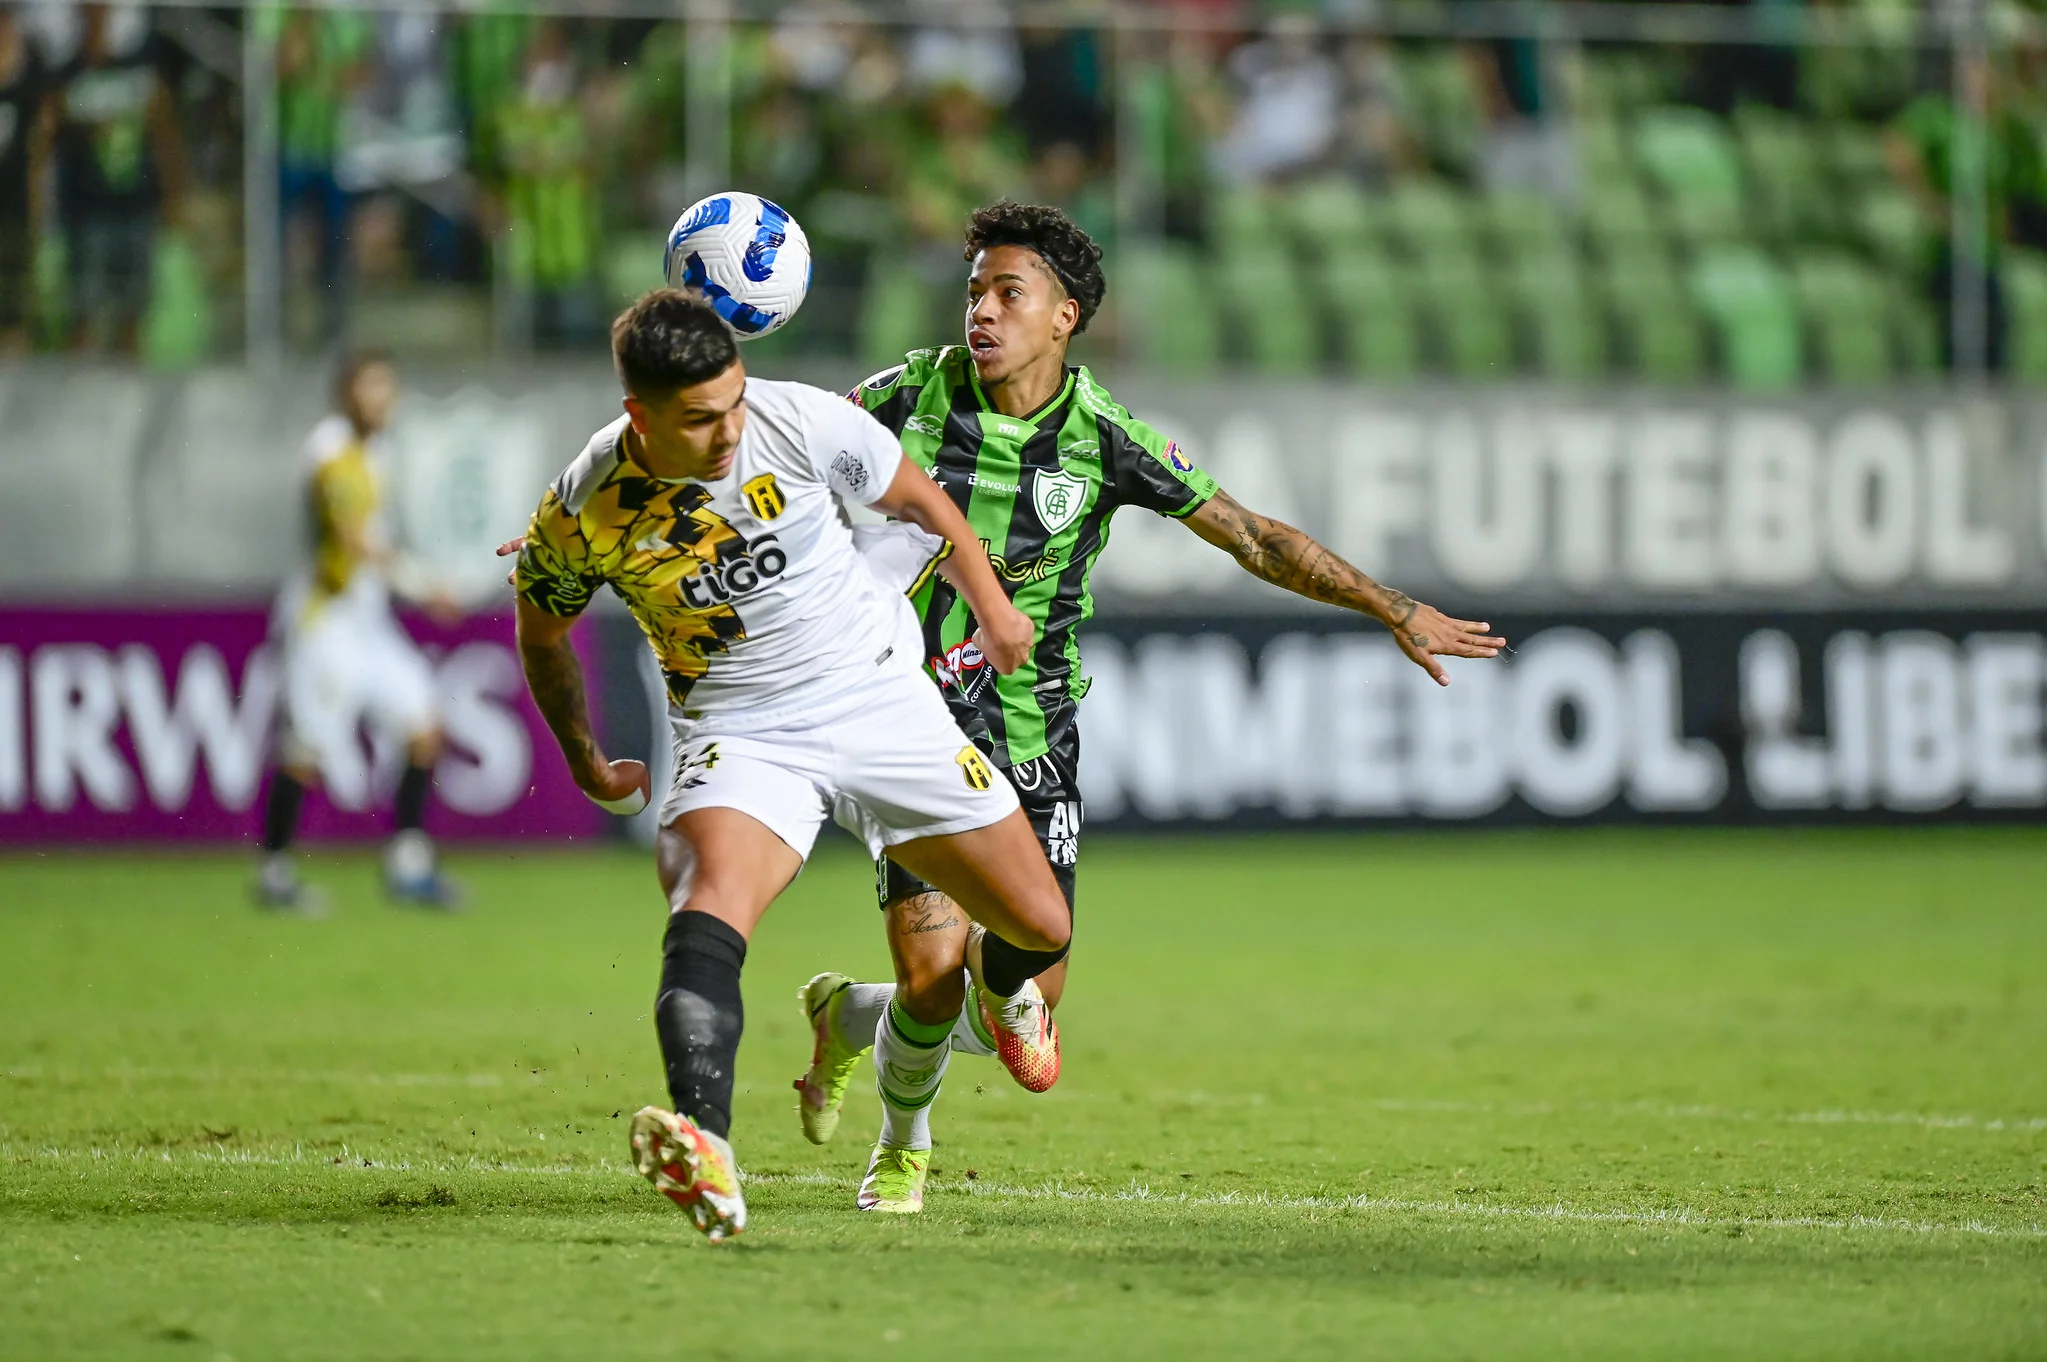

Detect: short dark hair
[333, 349, 392, 406]
[611, 289, 741, 398]
[963, 201, 1106, 335]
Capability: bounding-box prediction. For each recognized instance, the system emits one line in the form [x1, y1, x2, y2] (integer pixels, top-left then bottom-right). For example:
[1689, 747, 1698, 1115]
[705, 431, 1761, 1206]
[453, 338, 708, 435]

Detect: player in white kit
[512, 291, 1071, 1240]
[256, 354, 462, 914]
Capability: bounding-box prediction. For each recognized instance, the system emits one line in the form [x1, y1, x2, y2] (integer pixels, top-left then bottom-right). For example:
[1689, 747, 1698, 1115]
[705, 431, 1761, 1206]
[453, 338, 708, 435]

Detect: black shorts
[877, 722, 1081, 913]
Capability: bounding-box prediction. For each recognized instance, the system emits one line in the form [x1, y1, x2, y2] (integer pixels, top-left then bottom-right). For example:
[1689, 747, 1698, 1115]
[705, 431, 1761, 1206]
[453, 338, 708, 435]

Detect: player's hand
[496, 536, 527, 587]
[972, 600, 1035, 675]
[1390, 603, 1506, 687]
[581, 758, 651, 816]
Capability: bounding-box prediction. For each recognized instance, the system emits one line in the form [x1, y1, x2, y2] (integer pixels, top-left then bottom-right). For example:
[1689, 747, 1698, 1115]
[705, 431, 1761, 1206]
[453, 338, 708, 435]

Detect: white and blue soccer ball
[663, 191, 812, 340]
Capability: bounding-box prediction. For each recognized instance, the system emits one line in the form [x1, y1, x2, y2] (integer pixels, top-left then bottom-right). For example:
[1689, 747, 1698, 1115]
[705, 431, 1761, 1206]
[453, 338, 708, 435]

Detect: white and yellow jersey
[515, 378, 912, 721]
[287, 414, 397, 629]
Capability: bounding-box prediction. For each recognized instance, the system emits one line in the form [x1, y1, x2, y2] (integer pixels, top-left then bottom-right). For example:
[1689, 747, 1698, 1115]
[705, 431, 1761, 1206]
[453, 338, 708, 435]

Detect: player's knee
[897, 968, 964, 1026]
[1013, 899, 1071, 954]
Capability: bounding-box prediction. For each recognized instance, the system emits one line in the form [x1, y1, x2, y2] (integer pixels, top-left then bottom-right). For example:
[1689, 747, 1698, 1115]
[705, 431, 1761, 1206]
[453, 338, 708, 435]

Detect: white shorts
[658, 662, 1019, 860]
[280, 603, 438, 806]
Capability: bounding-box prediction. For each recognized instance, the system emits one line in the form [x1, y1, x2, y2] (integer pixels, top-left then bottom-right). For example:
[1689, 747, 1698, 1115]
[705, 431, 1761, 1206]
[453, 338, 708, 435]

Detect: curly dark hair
[963, 201, 1106, 335]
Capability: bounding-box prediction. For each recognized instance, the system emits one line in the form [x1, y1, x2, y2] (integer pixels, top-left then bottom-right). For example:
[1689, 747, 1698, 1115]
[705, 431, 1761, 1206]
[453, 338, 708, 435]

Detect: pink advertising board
[0, 607, 606, 842]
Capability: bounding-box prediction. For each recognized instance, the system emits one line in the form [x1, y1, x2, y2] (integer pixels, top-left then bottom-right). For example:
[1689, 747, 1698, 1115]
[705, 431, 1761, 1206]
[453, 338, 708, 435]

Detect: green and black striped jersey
[851, 346, 1218, 765]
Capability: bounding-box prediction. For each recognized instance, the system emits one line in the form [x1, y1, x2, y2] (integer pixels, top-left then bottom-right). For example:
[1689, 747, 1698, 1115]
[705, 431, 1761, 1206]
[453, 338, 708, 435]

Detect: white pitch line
[6, 1068, 2043, 1133]
[1362, 1098, 2047, 1133]
[6, 1146, 2042, 1242]
[3, 1066, 508, 1088]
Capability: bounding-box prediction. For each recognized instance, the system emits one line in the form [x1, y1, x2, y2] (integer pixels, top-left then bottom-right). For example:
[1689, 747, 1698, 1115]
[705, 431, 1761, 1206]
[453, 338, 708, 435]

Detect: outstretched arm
[515, 598, 649, 810]
[1184, 490, 1505, 686]
[868, 460, 1036, 675]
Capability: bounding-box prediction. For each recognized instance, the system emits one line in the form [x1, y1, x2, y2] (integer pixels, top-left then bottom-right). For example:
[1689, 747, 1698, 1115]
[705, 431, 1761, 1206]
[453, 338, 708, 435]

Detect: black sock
[394, 763, 433, 832]
[261, 771, 306, 853]
[654, 911, 747, 1140]
[980, 929, 1070, 999]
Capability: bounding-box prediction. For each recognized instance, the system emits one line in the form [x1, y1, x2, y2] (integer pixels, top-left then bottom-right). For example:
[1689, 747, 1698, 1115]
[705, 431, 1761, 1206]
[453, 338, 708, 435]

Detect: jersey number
[956, 747, 993, 791]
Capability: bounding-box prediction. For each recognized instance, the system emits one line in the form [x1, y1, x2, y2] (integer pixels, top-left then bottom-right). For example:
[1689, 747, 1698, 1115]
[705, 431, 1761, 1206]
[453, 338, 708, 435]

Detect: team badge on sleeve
[1164, 440, 1195, 474]
[742, 473, 786, 521]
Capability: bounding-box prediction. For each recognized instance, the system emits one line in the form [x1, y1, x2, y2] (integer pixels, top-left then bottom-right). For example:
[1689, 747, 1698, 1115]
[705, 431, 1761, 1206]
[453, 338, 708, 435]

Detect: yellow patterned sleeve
[514, 489, 598, 618]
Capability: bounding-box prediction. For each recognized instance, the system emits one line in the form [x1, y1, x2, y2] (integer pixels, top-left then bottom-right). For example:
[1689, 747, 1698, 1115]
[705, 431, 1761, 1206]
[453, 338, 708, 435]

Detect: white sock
[839, 979, 994, 1058]
[385, 828, 435, 882]
[949, 979, 996, 1057]
[873, 997, 949, 1150]
[835, 983, 893, 1053]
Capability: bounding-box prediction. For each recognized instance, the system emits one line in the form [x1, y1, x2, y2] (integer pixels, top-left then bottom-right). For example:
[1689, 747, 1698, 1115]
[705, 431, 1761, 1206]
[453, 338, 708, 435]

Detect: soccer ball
[663, 192, 812, 340]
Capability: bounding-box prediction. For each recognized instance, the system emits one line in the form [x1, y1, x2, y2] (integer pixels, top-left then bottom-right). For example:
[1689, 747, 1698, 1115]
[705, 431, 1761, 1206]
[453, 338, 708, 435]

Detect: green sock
[886, 995, 954, 1047]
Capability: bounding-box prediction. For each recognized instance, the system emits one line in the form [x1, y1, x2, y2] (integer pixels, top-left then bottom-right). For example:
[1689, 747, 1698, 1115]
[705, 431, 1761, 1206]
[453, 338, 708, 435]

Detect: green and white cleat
[629, 1106, 747, 1242]
[856, 1144, 930, 1214]
[792, 972, 868, 1146]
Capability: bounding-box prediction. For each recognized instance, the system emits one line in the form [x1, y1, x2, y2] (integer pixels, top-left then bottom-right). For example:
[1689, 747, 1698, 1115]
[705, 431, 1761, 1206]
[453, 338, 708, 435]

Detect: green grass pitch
[3, 829, 2044, 1360]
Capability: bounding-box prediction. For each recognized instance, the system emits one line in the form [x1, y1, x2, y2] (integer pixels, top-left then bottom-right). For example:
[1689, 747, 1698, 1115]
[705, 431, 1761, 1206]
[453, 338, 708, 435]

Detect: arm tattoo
[520, 631, 600, 783]
[1206, 491, 1418, 631]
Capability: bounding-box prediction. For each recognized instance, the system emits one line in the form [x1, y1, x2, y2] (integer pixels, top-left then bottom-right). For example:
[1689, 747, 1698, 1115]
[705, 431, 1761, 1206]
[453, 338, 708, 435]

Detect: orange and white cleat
[965, 925, 1061, 1093]
[628, 1106, 746, 1241]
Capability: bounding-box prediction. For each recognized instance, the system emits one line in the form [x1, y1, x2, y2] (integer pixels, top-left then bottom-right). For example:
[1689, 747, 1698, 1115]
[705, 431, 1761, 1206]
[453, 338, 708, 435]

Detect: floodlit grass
[2, 829, 2044, 1360]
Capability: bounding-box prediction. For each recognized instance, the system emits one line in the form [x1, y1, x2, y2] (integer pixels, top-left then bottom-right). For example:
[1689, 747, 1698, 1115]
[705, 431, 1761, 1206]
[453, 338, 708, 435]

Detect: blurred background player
[255, 352, 463, 914]
[794, 202, 1504, 1211]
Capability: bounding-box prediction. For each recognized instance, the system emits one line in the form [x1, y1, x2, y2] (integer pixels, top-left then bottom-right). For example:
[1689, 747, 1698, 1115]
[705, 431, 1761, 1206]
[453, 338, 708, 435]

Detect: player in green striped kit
[795, 203, 1506, 1213]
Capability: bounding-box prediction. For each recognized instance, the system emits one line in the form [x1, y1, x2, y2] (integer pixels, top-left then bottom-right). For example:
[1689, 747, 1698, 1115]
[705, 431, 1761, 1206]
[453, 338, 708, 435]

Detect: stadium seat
[1283, 177, 1380, 260]
[1216, 247, 1321, 375]
[1828, 123, 1891, 190]
[1396, 45, 1482, 174]
[1855, 185, 1928, 276]
[1385, 178, 1475, 257]
[2007, 250, 2047, 385]
[1211, 187, 1274, 257]
[1582, 179, 1663, 256]
[1634, 106, 1746, 247]
[142, 232, 213, 370]
[1789, 250, 1891, 385]
[1121, 244, 1221, 375]
[1324, 249, 1419, 380]
[1689, 246, 1803, 389]
[1512, 253, 1605, 382]
[1578, 118, 1635, 187]
[1735, 108, 1834, 244]
[1891, 283, 1941, 376]
[1600, 249, 1706, 383]
[1414, 250, 1512, 378]
[858, 262, 940, 369]
[1485, 191, 1570, 259]
[604, 233, 666, 311]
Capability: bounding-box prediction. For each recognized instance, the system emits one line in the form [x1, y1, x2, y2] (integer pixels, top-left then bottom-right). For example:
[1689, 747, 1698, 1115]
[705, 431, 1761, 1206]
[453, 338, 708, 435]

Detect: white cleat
[628, 1106, 746, 1242]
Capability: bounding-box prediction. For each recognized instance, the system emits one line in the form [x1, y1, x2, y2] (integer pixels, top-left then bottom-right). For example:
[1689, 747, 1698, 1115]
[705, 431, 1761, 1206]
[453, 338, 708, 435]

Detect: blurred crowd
[0, 0, 2045, 377]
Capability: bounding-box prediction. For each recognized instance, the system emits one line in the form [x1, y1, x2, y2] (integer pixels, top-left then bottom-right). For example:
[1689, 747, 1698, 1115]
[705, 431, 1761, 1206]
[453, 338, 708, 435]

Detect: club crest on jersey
[1164, 440, 1195, 474]
[742, 473, 785, 521]
[956, 746, 994, 791]
[1033, 468, 1089, 535]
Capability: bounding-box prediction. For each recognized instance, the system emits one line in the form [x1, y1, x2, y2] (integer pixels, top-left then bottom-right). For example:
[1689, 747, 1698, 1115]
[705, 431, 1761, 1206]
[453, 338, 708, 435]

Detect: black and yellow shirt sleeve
[514, 486, 600, 618]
